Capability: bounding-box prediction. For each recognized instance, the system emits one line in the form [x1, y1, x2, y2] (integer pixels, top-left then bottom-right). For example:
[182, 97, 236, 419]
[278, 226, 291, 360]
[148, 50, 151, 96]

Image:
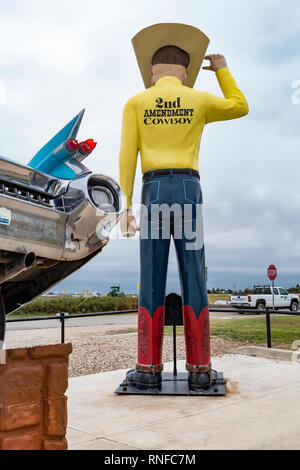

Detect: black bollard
[0, 288, 6, 344]
[165, 293, 183, 377]
[266, 308, 272, 349]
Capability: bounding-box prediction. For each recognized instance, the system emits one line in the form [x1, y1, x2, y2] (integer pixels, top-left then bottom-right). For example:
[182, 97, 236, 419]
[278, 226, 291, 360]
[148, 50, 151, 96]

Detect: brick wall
[0, 343, 72, 450]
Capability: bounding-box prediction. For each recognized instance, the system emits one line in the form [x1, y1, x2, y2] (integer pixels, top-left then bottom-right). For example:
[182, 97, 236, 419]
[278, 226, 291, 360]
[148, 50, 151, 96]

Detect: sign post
[267, 265, 277, 311]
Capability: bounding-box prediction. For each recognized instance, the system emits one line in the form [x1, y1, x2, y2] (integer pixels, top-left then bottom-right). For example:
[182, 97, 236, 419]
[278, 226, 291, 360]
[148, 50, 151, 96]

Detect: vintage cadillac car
[0, 110, 122, 341]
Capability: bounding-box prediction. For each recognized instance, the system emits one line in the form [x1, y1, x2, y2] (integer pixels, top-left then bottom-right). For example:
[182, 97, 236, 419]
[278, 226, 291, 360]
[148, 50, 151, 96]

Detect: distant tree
[287, 284, 300, 293]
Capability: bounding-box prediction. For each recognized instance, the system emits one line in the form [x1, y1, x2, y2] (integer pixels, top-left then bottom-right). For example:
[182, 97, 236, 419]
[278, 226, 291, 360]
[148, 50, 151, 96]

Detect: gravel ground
[68, 333, 249, 377]
[3, 322, 259, 378]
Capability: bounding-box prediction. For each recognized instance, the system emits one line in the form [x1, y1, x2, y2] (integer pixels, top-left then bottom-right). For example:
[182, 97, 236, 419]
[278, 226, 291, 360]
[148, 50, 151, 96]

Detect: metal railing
[6, 309, 138, 344]
[5, 306, 300, 349]
[208, 306, 300, 349]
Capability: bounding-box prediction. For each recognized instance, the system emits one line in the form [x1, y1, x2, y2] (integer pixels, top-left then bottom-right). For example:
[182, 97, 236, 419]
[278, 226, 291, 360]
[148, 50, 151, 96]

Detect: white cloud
[0, 80, 6, 104]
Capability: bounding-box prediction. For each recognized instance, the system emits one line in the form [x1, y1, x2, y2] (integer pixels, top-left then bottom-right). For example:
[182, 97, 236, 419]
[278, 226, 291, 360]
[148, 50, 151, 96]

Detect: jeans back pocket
[183, 179, 202, 206]
[142, 180, 160, 207]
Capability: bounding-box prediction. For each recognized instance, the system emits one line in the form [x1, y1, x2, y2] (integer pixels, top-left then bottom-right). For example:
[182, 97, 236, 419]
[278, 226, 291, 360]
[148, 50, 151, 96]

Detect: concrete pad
[109, 388, 300, 450]
[231, 345, 300, 362]
[70, 438, 138, 451]
[67, 355, 300, 450]
[66, 427, 95, 447]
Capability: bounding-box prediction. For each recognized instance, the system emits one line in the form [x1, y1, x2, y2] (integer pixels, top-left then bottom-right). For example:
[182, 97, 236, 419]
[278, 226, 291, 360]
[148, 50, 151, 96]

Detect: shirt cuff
[215, 67, 230, 78]
[126, 196, 132, 210]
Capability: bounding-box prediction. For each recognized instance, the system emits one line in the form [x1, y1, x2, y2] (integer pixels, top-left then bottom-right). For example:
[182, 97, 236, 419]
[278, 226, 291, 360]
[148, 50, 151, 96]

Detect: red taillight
[66, 138, 79, 151]
[248, 296, 252, 302]
[78, 139, 97, 156]
[85, 139, 97, 150]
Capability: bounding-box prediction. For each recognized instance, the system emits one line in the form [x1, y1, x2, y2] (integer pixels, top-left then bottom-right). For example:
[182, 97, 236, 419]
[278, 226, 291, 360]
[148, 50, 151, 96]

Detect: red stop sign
[268, 265, 277, 281]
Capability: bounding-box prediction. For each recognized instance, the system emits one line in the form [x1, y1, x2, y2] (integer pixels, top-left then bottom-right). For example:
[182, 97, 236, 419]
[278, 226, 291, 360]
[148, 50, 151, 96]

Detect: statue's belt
[143, 169, 200, 181]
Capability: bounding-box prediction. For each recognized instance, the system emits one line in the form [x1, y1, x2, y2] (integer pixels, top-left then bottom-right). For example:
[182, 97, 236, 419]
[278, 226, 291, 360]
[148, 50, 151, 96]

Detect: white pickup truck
[230, 286, 299, 312]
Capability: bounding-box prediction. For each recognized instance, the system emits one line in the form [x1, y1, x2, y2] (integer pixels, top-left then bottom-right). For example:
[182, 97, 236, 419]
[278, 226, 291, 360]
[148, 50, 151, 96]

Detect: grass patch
[208, 294, 230, 304]
[9, 294, 231, 319]
[7, 311, 56, 319]
[107, 328, 138, 335]
[8, 296, 138, 318]
[210, 316, 300, 345]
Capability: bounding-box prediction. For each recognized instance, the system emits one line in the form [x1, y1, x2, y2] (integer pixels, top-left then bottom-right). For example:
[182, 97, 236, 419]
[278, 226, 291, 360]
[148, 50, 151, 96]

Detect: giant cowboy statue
[119, 23, 249, 392]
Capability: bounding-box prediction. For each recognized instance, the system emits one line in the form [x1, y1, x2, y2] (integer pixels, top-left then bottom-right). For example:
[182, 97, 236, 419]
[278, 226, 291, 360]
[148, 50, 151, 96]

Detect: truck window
[273, 288, 279, 295]
[279, 288, 288, 295]
[254, 287, 271, 295]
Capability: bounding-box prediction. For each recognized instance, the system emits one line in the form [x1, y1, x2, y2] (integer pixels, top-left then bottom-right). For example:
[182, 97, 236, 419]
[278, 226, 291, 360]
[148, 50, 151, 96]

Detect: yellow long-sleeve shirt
[119, 67, 249, 208]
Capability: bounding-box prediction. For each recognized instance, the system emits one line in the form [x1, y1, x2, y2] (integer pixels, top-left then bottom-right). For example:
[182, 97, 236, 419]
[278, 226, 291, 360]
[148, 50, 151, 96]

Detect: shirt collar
[155, 76, 183, 87]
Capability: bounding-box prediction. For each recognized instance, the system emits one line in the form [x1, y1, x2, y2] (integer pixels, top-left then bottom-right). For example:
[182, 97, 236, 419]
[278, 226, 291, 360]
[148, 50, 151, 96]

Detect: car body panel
[0, 110, 123, 318]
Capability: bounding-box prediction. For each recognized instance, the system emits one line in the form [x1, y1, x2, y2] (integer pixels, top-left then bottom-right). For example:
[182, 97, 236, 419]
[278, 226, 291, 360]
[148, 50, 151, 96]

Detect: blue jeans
[137, 170, 210, 373]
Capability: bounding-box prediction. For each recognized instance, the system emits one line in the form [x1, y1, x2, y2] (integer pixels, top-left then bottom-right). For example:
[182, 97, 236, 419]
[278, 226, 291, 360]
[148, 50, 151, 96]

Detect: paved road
[6, 314, 138, 331]
[6, 310, 260, 331]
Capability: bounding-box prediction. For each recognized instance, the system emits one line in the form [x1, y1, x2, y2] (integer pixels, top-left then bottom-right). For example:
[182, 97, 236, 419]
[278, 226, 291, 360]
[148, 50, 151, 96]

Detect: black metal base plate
[115, 371, 226, 396]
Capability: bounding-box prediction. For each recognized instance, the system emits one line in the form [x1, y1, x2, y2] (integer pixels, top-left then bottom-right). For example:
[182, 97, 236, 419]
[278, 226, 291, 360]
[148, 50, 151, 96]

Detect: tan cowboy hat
[132, 23, 210, 89]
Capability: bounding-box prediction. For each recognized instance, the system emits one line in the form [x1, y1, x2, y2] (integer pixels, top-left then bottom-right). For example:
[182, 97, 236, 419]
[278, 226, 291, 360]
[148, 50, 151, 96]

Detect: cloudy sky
[0, 0, 299, 293]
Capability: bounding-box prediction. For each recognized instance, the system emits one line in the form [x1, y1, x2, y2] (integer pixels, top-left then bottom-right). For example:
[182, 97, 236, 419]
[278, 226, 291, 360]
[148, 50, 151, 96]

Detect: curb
[230, 345, 300, 363]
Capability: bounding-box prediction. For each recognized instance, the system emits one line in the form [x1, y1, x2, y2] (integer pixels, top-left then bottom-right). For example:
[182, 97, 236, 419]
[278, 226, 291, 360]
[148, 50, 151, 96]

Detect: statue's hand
[203, 54, 227, 72]
[120, 209, 139, 238]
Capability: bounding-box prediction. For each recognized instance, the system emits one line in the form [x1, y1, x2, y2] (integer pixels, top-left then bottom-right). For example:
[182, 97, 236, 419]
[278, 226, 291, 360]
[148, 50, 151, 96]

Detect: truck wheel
[290, 301, 299, 312]
[256, 302, 265, 313]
